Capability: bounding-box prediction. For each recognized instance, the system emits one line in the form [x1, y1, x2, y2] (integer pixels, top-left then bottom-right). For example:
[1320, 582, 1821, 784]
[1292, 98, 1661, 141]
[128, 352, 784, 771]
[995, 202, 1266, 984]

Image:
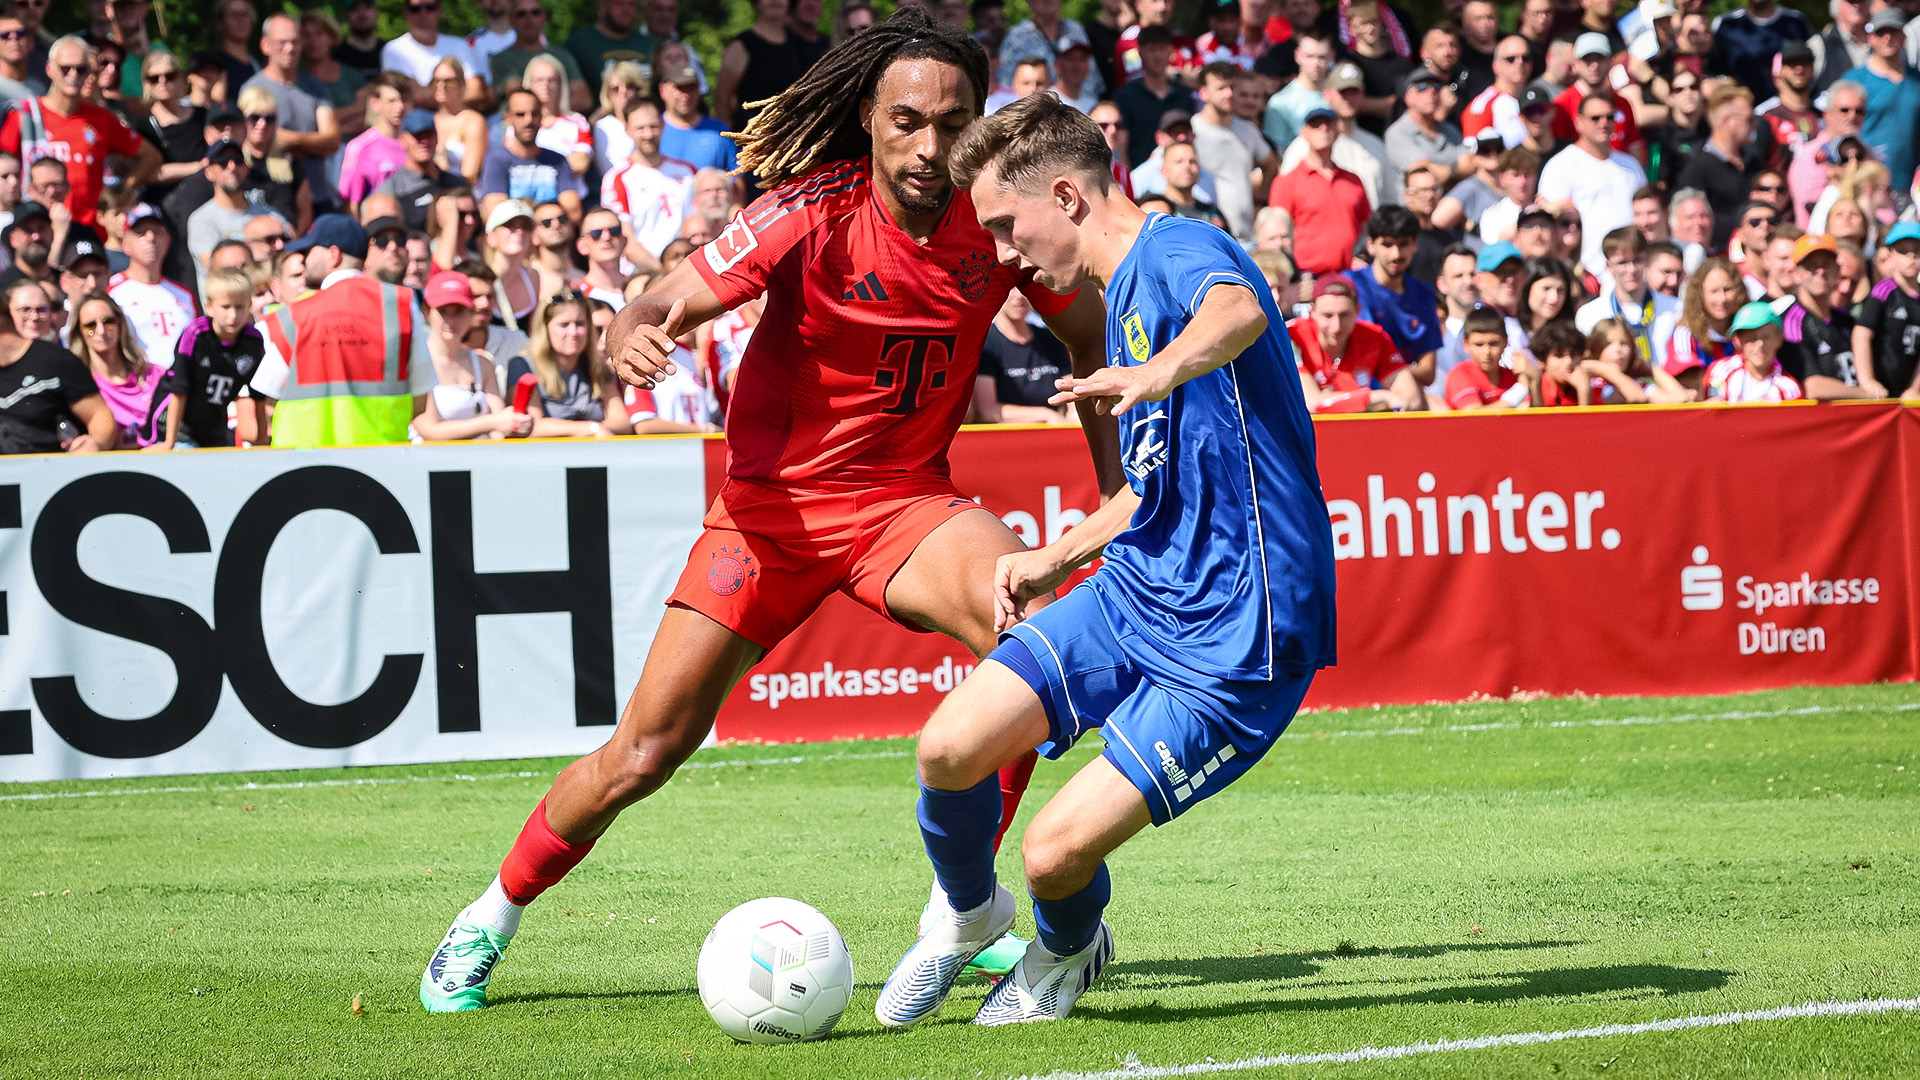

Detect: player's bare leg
[886, 507, 1050, 971]
[421, 607, 764, 1012]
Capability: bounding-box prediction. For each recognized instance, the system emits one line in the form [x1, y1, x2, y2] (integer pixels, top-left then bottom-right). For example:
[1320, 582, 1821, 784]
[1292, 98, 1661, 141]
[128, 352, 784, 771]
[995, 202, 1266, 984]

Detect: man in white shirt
[1574, 225, 1681, 368]
[107, 205, 197, 365]
[1538, 94, 1644, 275]
[383, 0, 489, 109]
[465, 0, 518, 64]
[1191, 61, 1275, 241]
[599, 100, 689, 266]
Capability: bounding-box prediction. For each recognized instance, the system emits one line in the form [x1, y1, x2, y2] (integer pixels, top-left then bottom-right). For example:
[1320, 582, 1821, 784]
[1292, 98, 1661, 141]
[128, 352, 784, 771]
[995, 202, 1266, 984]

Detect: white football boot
[875, 882, 1018, 1029]
[972, 920, 1114, 1026]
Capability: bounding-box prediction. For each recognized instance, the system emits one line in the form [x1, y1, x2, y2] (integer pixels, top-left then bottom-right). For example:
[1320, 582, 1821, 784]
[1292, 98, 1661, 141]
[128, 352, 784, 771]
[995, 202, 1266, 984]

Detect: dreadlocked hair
[731, 8, 989, 187]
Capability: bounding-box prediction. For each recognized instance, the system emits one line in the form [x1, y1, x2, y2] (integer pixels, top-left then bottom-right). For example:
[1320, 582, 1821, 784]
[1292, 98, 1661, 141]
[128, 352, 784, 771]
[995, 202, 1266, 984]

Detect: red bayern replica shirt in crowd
[0, 99, 146, 227]
[1550, 86, 1644, 156]
[1286, 316, 1405, 412]
[1445, 359, 1522, 409]
[692, 159, 1073, 484]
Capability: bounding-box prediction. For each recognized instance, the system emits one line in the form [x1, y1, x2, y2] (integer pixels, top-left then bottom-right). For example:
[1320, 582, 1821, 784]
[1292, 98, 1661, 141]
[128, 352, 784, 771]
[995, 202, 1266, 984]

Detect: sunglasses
[146, 69, 180, 82]
[1832, 105, 1864, 114]
[245, 114, 277, 126]
[0, 30, 27, 42]
[535, 215, 567, 228]
[1752, 183, 1785, 193]
[1583, 113, 1615, 124]
[407, 2, 439, 12]
[586, 225, 624, 239]
[511, 6, 543, 14]
[80, 318, 117, 331]
[370, 232, 405, 248]
[1496, 54, 1529, 63]
[1744, 216, 1777, 227]
[53, 62, 89, 76]
[1672, 82, 1700, 92]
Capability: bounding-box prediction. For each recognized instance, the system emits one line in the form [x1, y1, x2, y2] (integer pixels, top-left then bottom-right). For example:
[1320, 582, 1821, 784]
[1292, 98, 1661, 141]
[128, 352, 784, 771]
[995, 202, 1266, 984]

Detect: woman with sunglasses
[134, 53, 213, 205]
[0, 293, 117, 454]
[484, 199, 564, 330]
[589, 61, 646, 181]
[505, 290, 637, 438]
[430, 57, 488, 183]
[410, 272, 534, 442]
[66, 292, 168, 448]
[1644, 72, 1706, 188]
[235, 85, 312, 233]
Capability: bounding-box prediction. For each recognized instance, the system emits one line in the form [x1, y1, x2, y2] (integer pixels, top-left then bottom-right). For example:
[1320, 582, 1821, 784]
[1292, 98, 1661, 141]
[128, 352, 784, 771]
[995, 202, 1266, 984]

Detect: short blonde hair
[236, 85, 278, 119]
[205, 266, 256, 305]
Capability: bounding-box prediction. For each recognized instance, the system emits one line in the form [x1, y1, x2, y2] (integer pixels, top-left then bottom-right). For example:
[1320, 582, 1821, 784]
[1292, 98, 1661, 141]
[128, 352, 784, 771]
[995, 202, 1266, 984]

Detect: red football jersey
[0, 98, 146, 227]
[692, 159, 1072, 484]
[1549, 86, 1643, 156]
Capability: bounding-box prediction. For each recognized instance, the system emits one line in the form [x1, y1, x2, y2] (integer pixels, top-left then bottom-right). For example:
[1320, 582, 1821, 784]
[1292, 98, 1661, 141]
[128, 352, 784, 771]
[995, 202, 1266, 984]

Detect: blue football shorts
[989, 585, 1314, 826]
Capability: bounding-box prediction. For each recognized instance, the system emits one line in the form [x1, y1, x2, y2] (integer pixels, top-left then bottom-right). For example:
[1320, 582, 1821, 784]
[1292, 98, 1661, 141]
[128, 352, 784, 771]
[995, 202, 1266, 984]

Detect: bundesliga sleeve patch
[706, 217, 759, 275]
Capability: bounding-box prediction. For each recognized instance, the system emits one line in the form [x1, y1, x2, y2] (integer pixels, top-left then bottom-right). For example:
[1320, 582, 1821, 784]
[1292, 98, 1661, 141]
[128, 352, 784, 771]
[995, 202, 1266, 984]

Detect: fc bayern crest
[951, 252, 991, 302]
[708, 546, 755, 596]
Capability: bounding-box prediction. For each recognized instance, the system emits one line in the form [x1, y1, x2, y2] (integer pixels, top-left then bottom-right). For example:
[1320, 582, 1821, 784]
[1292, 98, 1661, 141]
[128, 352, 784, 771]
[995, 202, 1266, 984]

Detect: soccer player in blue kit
[874, 92, 1338, 1029]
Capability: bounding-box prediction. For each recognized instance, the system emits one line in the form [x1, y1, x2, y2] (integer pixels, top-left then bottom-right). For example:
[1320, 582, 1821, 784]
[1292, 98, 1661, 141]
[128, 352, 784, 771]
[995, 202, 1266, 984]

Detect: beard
[18, 242, 47, 268]
[888, 168, 951, 216]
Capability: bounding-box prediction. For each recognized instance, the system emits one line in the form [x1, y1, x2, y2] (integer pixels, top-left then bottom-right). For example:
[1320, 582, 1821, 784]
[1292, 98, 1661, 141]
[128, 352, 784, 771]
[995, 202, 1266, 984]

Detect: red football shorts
[668, 476, 986, 648]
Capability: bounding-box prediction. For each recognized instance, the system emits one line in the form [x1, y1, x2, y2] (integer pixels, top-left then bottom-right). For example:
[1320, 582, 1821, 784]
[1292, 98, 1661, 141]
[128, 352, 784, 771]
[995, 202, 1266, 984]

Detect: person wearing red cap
[411, 271, 535, 441]
[1287, 274, 1425, 411]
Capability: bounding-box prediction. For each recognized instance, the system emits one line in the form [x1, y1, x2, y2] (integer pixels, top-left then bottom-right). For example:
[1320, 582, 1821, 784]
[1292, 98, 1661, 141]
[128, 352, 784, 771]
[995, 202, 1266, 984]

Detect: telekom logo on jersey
[1325, 473, 1619, 560]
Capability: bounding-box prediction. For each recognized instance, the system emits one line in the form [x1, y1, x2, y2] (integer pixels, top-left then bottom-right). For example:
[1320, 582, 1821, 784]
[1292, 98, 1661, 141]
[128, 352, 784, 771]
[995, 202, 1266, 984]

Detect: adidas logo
[842, 271, 890, 302]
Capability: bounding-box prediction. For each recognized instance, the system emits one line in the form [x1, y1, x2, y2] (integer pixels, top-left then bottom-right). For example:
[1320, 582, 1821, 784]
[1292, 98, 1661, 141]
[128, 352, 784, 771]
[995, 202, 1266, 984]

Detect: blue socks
[918, 776, 1003, 912]
[1032, 862, 1110, 956]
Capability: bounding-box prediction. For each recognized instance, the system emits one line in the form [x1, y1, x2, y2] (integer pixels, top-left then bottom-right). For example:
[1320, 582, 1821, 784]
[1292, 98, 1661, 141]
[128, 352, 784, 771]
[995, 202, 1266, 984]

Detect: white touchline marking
[1009, 996, 1920, 1080]
[1309, 701, 1920, 741]
[3, 699, 1908, 803]
[0, 750, 914, 803]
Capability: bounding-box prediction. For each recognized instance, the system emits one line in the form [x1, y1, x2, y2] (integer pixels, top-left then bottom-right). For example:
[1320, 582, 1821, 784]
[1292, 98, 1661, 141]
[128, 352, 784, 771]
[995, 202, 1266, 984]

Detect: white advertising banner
[0, 439, 709, 782]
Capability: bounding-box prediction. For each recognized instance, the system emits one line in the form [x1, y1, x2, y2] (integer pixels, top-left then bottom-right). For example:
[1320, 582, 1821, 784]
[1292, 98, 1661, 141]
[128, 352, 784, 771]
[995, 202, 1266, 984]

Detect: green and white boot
[420, 919, 512, 1013]
[920, 879, 1029, 978]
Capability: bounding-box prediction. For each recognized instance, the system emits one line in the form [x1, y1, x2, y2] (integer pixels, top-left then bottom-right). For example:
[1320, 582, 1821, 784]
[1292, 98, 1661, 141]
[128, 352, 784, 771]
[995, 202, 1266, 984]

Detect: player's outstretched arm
[1050, 284, 1268, 416]
[605, 258, 732, 391]
[995, 487, 1144, 631]
[1040, 289, 1126, 498]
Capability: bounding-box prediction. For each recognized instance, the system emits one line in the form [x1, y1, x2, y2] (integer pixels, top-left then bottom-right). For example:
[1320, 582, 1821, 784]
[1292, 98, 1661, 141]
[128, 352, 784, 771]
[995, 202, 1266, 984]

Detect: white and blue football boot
[973, 920, 1114, 1026]
[875, 882, 1017, 1029]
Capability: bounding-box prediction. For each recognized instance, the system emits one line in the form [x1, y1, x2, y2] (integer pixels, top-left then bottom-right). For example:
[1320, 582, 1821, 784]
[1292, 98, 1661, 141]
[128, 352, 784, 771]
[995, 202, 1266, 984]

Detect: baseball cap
[1312, 274, 1355, 302]
[424, 272, 475, 309]
[1520, 85, 1554, 114]
[1574, 32, 1612, 59]
[1327, 62, 1364, 91]
[287, 213, 369, 259]
[402, 109, 438, 136]
[1403, 67, 1443, 93]
[1157, 108, 1194, 132]
[11, 200, 49, 225]
[364, 215, 405, 239]
[656, 61, 699, 86]
[1476, 241, 1523, 272]
[1050, 21, 1092, 51]
[207, 106, 241, 128]
[1207, 0, 1239, 14]
[206, 138, 246, 165]
[1730, 301, 1782, 333]
[124, 202, 164, 229]
[1303, 106, 1339, 126]
[485, 199, 536, 233]
[1791, 233, 1837, 264]
[1778, 40, 1814, 65]
[1638, 0, 1676, 20]
[1464, 132, 1505, 156]
[1886, 222, 1920, 246]
[1868, 8, 1905, 33]
[55, 225, 107, 271]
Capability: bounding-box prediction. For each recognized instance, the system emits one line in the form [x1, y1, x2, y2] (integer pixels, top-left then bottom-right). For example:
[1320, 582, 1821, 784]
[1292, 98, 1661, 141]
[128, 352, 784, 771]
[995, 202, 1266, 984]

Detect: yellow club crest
[1123, 312, 1150, 364]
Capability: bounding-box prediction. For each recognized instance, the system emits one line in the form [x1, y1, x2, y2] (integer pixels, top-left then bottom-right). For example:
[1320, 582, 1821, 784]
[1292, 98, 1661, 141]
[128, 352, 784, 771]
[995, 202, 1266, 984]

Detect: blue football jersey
[1086, 214, 1337, 682]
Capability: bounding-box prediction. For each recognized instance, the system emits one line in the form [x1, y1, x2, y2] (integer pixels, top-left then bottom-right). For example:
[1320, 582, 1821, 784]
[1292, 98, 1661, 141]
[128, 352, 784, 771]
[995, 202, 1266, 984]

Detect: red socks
[993, 749, 1039, 852]
[498, 799, 597, 906]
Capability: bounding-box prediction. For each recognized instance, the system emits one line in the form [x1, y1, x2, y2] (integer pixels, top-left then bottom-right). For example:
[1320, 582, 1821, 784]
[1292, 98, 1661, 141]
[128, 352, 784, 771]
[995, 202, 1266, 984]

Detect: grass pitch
[5, 684, 1919, 1079]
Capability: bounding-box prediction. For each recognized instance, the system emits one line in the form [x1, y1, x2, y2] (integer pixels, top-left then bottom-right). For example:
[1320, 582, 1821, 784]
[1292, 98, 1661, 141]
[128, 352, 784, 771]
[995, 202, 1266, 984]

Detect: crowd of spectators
[3, 0, 1920, 454]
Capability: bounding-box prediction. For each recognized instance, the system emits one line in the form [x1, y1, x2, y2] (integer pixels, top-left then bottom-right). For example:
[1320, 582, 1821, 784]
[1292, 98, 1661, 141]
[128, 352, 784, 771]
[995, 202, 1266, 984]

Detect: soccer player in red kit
[420, 11, 1119, 1013]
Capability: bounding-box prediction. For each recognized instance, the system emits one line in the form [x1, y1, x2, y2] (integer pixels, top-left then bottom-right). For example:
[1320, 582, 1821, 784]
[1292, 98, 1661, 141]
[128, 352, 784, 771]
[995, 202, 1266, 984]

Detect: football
[697, 897, 855, 1044]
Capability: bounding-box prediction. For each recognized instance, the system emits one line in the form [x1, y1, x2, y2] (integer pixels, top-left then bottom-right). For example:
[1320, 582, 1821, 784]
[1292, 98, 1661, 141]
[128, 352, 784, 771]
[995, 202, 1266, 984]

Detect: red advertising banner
[712, 405, 1920, 743]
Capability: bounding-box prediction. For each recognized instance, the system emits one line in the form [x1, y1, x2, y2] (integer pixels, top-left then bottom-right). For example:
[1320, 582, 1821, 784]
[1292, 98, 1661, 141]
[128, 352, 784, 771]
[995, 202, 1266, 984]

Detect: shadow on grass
[1086, 960, 1736, 1023]
[1111, 938, 1586, 984]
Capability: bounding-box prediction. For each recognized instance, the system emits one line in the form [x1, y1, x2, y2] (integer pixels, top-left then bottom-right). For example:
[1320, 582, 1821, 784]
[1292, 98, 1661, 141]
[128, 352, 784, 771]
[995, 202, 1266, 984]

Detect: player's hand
[1049, 364, 1175, 416]
[609, 297, 687, 391]
[994, 549, 1074, 633]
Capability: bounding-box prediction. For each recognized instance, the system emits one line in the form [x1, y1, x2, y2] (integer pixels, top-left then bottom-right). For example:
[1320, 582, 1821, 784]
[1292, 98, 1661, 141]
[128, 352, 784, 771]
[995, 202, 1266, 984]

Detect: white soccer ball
[697, 897, 854, 1044]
